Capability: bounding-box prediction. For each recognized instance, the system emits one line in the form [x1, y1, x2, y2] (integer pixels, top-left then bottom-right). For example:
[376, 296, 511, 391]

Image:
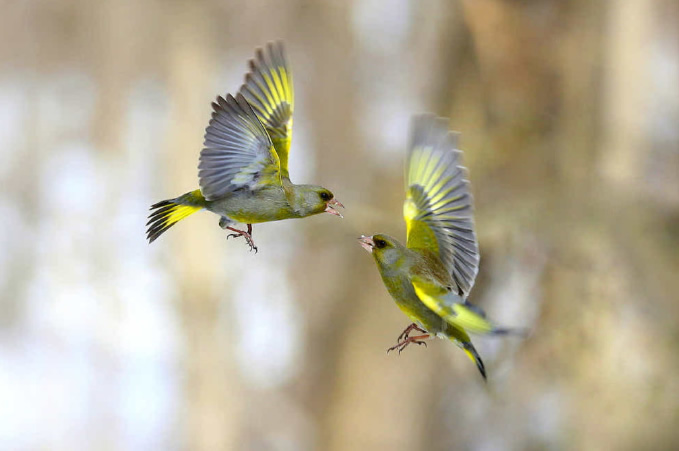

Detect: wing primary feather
[197, 93, 280, 200]
[239, 41, 294, 177]
[404, 115, 480, 297]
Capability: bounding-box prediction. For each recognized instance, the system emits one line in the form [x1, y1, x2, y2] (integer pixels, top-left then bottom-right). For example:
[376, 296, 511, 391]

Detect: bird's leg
[245, 224, 256, 251]
[386, 334, 430, 355]
[225, 225, 258, 253]
[397, 323, 427, 342]
[225, 226, 246, 240]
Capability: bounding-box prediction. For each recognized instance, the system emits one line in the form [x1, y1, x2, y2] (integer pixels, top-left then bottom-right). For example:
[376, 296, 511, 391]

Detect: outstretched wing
[239, 41, 294, 179]
[409, 261, 494, 336]
[198, 93, 281, 200]
[404, 115, 479, 297]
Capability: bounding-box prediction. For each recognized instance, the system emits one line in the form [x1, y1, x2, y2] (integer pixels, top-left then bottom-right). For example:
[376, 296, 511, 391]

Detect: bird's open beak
[325, 198, 344, 218]
[358, 235, 374, 253]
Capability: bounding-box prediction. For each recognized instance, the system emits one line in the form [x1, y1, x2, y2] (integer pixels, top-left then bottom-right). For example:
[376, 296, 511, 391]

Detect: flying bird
[359, 115, 517, 380]
[147, 42, 343, 251]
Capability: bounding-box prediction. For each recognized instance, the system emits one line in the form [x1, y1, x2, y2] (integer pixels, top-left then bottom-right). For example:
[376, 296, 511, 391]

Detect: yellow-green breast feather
[239, 41, 294, 179]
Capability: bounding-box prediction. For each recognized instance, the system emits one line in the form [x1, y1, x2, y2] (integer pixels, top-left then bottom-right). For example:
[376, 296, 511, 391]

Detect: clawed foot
[397, 323, 426, 342]
[226, 232, 257, 252]
[226, 225, 258, 253]
[386, 333, 430, 355]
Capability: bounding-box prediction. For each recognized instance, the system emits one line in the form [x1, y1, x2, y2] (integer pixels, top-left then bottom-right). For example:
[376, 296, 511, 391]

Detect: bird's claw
[225, 227, 258, 252]
[397, 323, 426, 342]
[244, 236, 258, 253]
[386, 333, 430, 355]
[242, 234, 257, 253]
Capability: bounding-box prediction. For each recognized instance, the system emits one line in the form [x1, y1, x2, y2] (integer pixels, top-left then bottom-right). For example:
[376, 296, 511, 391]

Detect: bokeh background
[2, 0, 679, 449]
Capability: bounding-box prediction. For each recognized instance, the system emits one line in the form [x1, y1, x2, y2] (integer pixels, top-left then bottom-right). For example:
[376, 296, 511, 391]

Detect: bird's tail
[146, 189, 206, 243]
[445, 326, 487, 381]
[461, 341, 486, 381]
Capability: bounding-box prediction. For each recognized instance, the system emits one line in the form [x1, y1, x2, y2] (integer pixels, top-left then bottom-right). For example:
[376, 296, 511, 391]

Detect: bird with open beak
[146, 42, 343, 251]
[358, 115, 519, 380]
[324, 198, 344, 217]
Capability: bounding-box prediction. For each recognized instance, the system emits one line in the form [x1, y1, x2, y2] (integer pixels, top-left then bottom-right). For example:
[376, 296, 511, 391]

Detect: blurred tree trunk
[4, 0, 678, 449]
[436, 1, 679, 449]
[165, 3, 242, 450]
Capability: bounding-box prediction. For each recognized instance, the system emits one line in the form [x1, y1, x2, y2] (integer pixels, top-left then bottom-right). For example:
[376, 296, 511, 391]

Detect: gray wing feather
[239, 41, 293, 141]
[198, 93, 280, 200]
[405, 115, 480, 296]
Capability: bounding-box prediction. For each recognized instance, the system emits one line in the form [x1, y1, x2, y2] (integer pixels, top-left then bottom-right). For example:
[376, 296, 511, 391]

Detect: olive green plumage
[359, 115, 515, 380]
[147, 42, 342, 249]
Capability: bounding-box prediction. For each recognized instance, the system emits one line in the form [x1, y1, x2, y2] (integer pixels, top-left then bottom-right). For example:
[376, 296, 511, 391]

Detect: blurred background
[1, 0, 679, 449]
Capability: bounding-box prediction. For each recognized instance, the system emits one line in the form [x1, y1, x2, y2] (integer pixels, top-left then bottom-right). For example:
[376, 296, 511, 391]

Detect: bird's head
[292, 185, 344, 218]
[357, 234, 406, 267]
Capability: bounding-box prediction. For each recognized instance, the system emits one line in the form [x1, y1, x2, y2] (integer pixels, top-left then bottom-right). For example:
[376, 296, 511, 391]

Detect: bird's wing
[239, 41, 294, 179]
[198, 93, 281, 200]
[410, 265, 493, 335]
[404, 115, 480, 297]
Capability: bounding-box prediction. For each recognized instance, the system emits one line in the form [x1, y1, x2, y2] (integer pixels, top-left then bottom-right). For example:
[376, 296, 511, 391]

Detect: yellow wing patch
[449, 304, 493, 334]
[412, 280, 493, 335]
[404, 115, 480, 297]
[240, 42, 294, 178]
[404, 202, 439, 252]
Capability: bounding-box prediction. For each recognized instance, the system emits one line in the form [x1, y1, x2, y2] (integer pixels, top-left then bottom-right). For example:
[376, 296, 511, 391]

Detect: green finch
[359, 115, 515, 380]
[147, 42, 343, 251]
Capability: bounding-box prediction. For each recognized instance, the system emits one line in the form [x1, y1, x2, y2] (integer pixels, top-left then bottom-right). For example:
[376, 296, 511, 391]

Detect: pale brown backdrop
[1, 0, 678, 449]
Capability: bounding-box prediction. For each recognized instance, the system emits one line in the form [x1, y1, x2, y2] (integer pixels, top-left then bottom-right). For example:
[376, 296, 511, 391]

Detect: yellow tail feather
[146, 190, 205, 243]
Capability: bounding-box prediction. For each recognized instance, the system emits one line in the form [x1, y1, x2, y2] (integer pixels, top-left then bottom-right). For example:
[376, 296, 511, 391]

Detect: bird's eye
[320, 192, 331, 201]
[374, 238, 387, 249]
